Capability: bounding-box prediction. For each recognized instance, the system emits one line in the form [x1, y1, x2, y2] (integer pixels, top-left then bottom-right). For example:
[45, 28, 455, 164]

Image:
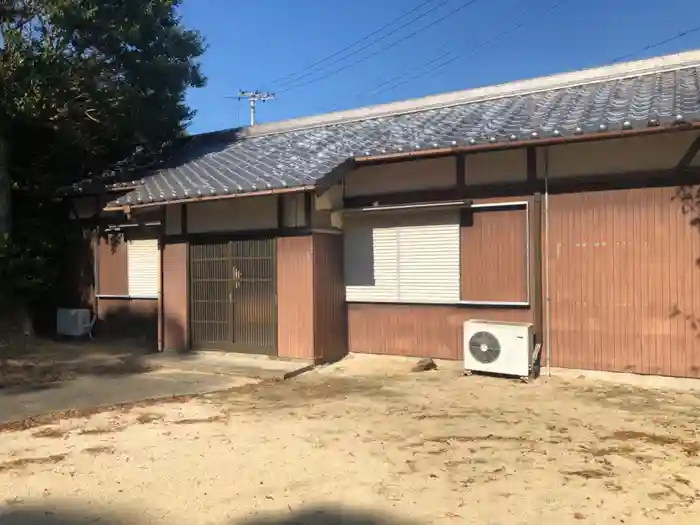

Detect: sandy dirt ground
[2, 354, 700, 525]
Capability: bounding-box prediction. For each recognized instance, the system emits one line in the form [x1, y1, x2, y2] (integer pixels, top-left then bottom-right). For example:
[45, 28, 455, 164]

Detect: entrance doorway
[189, 238, 277, 354]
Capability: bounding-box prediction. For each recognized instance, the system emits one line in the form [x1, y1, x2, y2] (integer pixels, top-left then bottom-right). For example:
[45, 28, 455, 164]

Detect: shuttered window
[344, 211, 460, 304]
[127, 239, 160, 298]
[397, 218, 460, 303]
[344, 218, 399, 302]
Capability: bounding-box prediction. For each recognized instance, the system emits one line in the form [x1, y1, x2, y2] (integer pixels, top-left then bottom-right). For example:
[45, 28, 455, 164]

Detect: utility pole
[236, 90, 275, 126]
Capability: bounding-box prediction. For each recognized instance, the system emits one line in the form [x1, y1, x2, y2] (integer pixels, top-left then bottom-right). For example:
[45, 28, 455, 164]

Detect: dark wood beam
[526, 147, 537, 183]
[304, 191, 313, 227]
[343, 166, 700, 208]
[674, 134, 700, 173]
[345, 187, 472, 209]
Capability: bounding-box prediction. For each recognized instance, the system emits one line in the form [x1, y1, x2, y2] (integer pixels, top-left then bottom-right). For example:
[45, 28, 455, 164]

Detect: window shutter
[396, 212, 460, 303]
[127, 239, 160, 298]
[344, 217, 399, 302]
[344, 211, 460, 304]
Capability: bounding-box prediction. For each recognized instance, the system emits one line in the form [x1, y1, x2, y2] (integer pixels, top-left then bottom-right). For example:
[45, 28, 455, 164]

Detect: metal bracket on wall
[530, 342, 542, 370]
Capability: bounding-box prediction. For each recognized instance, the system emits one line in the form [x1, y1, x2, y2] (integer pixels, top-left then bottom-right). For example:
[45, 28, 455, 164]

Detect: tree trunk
[0, 136, 9, 235]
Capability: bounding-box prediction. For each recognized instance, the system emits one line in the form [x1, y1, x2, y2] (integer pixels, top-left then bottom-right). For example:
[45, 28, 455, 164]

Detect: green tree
[0, 0, 206, 329]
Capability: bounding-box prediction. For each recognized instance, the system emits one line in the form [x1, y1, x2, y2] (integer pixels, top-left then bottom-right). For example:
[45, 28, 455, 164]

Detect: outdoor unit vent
[463, 319, 533, 381]
[56, 308, 93, 337]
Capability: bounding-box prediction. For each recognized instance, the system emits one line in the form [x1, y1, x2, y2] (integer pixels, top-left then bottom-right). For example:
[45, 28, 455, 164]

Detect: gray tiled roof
[114, 60, 700, 207]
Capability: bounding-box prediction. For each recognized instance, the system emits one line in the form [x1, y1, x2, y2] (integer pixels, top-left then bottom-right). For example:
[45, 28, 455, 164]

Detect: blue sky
[179, 0, 700, 134]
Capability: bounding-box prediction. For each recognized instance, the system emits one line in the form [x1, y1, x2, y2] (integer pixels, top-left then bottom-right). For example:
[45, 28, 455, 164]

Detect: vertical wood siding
[348, 304, 531, 360]
[162, 240, 188, 351]
[313, 233, 348, 363]
[95, 233, 159, 344]
[461, 206, 528, 302]
[97, 234, 127, 295]
[276, 236, 315, 360]
[96, 298, 158, 342]
[548, 187, 700, 377]
[347, 195, 535, 361]
[277, 234, 348, 363]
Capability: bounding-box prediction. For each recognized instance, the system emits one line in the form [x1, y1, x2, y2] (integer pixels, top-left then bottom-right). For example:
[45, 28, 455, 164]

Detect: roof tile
[115, 65, 700, 206]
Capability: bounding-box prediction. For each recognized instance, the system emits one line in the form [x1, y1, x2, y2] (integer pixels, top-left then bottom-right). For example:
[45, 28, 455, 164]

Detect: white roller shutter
[343, 210, 460, 304]
[396, 212, 460, 303]
[127, 239, 160, 298]
[344, 217, 399, 302]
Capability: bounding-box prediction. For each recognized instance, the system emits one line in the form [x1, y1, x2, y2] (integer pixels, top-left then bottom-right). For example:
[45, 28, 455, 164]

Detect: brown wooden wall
[313, 233, 348, 363]
[96, 298, 158, 342]
[156, 232, 344, 359]
[276, 236, 315, 360]
[548, 186, 700, 378]
[95, 233, 158, 342]
[276, 234, 348, 362]
[162, 240, 188, 352]
[348, 304, 530, 359]
[97, 234, 127, 296]
[348, 195, 536, 360]
[461, 204, 529, 302]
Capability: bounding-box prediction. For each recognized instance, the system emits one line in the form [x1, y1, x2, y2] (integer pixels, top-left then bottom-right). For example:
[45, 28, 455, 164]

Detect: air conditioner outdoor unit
[56, 308, 94, 338]
[463, 319, 534, 381]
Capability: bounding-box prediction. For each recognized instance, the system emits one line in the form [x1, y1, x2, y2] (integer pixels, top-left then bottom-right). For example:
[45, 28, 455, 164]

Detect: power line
[277, 0, 484, 95]
[364, 3, 698, 104]
[266, 0, 446, 89]
[610, 25, 700, 64]
[273, 0, 458, 91]
[366, 0, 567, 99]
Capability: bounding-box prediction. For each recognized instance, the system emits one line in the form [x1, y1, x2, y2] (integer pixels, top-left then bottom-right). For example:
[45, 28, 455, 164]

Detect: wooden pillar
[162, 240, 188, 351]
[276, 236, 315, 360]
[312, 232, 347, 363]
[276, 233, 347, 363]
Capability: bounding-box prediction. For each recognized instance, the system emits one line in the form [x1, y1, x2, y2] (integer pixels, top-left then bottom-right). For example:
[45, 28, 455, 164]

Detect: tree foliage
[0, 0, 206, 319]
[1, 0, 206, 180]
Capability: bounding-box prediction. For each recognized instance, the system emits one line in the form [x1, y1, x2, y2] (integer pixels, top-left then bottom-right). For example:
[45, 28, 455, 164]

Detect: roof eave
[103, 184, 316, 212]
[242, 50, 700, 140]
[105, 116, 700, 212]
[353, 120, 700, 164]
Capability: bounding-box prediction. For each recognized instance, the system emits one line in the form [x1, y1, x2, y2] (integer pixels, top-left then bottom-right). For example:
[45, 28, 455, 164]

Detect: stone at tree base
[412, 358, 437, 372]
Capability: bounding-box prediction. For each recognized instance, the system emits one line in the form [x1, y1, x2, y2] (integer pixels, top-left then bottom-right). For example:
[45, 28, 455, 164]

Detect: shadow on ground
[0, 502, 136, 525]
[235, 505, 420, 525]
[0, 339, 156, 393]
[0, 503, 418, 525]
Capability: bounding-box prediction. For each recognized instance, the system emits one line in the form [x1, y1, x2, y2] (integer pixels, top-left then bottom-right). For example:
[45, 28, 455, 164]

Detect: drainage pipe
[93, 230, 100, 321]
[543, 148, 552, 377]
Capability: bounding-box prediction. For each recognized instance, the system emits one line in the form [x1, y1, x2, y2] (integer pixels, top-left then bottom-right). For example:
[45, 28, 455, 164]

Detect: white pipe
[459, 301, 530, 307]
[104, 221, 161, 232]
[543, 148, 552, 377]
[95, 294, 158, 300]
[357, 200, 469, 212]
[470, 201, 529, 209]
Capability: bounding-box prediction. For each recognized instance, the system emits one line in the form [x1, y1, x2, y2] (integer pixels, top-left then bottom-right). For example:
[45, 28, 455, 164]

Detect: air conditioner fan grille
[468, 330, 501, 364]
